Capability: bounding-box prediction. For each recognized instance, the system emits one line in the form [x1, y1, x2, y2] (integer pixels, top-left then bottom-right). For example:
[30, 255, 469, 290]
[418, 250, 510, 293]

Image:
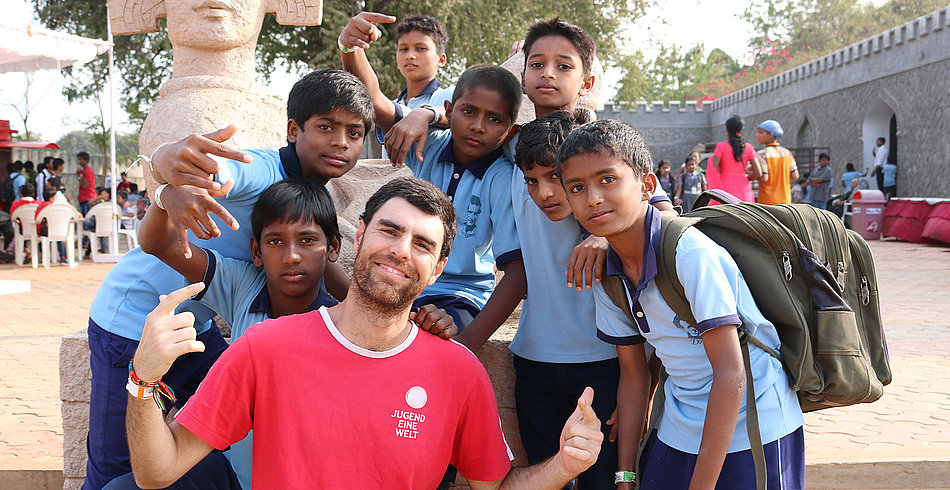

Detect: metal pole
[105, 6, 120, 260]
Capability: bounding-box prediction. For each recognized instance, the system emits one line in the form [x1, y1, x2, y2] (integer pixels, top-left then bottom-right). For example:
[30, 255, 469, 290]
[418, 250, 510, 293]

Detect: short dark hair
[515, 109, 590, 170]
[556, 119, 653, 180]
[43, 187, 57, 201]
[42, 156, 53, 165]
[24, 161, 34, 171]
[52, 158, 65, 171]
[657, 159, 671, 169]
[522, 17, 596, 76]
[13, 161, 23, 171]
[77, 151, 90, 161]
[877, 137, 886, 144]
[452, 65, 521, 124]
[117, 190, 129, 201]
[396, 15, 448, 54]
[360, 177, 456, 261]
[819, 152, 831, 161]
[846, 163, 855, 171]
[20, 183, 35, 198]
[250, 178, 340, 244]
[287, 69, 374, 134]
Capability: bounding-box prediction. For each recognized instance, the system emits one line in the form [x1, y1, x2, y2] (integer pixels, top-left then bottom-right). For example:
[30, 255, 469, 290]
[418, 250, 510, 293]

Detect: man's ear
[426, 256, 448, 286]
[286, 118, 300, 144]
[354, 219, 366, 250]
[438, 52, 447, 67]
[443, 100, 453, 126]
[642, 172, 658, 201]
[250, 237, 263, 268]
[579, 72, 595, 97]
[328, 235, 341, 263]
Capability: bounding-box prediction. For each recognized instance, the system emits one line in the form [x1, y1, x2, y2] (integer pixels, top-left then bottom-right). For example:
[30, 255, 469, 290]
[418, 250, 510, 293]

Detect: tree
[34, 0, 647, 127]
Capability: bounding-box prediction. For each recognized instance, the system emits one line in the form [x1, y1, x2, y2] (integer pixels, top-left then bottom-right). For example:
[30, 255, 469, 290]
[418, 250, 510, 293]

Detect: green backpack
[602, 189, 891, 489]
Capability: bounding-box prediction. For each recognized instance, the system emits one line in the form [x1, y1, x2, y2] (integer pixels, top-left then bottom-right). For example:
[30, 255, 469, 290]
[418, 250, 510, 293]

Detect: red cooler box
[851, 190, 886, 240]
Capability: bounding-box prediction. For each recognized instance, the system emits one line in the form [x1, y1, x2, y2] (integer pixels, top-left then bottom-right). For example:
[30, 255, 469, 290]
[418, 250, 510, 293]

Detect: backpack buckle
[860, 277, 870, 305]
[782, 251, 792, 281]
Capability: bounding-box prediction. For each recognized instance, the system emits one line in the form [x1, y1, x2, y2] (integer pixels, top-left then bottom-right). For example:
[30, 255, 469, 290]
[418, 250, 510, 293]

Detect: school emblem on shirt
[672, 314, 703, 345]
[462, 195, 482, 237]
[391, 386, 428, 440]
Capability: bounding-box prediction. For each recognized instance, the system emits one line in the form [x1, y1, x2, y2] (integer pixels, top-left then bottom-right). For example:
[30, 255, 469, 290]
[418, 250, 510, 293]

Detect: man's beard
[352, 247, 428, 316]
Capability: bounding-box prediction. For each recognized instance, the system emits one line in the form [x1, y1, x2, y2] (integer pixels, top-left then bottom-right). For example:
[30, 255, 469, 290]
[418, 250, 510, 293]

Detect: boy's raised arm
[139, 200, 211, 284]
[340, 12, 400, 132]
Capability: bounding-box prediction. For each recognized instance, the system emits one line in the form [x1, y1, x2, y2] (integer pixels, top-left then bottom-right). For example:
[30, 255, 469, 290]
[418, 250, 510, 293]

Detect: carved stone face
[165, 0, 266, 50]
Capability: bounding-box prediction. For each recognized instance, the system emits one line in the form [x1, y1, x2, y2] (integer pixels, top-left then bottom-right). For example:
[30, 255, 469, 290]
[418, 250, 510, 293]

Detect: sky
[0, 0, 760, 143]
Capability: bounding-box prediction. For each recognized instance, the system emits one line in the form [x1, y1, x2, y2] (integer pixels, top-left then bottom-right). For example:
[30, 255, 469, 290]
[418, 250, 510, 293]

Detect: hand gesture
[133, 283, 207, 383]
[384, 108, 432, 166]
[557, 387, 603, 476]
[340, 12, 396, 50]
[151, 125, 252, 191]
[160, 181, 236, 259]
[410, 304, 458, 340]
[567, 234, 608, 290]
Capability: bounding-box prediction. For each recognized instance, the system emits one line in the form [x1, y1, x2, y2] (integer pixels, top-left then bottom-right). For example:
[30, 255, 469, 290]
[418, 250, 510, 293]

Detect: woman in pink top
[710, 115, 762, 202]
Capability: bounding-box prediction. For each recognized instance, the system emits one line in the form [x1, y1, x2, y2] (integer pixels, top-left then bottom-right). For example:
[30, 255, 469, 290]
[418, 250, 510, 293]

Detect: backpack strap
[740, 330, 768, 490]
[601, 274, 636, 325]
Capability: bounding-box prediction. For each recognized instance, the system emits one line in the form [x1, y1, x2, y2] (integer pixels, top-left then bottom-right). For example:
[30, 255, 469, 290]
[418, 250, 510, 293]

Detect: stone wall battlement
[600, 101, 710, 129]
[709, 7, 950, 115]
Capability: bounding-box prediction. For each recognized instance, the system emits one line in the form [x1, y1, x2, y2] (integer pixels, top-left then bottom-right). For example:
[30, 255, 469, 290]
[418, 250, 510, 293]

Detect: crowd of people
[0, 154, 148, 263]
[652, 117, 897, 222]
[67, 13, 827, 490]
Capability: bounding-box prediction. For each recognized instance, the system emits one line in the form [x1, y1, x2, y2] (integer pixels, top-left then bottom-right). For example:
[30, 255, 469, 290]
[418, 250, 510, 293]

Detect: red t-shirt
[175, 307, 512, 488]
[79, 166, 96, 202]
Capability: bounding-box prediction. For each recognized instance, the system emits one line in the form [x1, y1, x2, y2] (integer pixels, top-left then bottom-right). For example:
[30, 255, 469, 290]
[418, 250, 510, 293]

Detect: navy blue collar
[437, 140, 501, 180]
[279, 143, 302, 178]
[605, 206, 662, 296]
[396, 78, 443, 104]
[248, 278, 338, 317]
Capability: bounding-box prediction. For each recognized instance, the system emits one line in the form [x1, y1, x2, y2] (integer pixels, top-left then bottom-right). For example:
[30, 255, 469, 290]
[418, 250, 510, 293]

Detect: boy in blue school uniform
[558, 119, 805, 490]
[338, 12, 454, 161]
[342, 20, 526, 337]
[83, 69, 375, 490]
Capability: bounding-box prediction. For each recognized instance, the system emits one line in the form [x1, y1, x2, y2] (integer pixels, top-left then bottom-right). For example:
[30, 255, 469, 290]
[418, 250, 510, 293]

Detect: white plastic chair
[84, 202, 120, 260]
[36, 204, 83, 268]
[11, 203, 39, 268]
[118, 216, 140, 250]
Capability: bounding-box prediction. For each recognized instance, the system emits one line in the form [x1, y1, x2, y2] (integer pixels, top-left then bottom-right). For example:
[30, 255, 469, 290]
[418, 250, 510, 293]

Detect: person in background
[882, 161, 898, 202]
[840, 163, 863, 192]
[77, 151, 97, 215]
[754, 120, 799, 205]
[709, 115, 761, 202]
[675, 155, 707, 212]
[655, 159, 675, 196]
[870, 137, 888, 191]
[807, 153, 833, 210]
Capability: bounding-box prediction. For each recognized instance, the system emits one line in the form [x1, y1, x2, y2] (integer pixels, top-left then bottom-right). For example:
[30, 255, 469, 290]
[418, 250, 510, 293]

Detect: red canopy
[0, 141, 60, 149]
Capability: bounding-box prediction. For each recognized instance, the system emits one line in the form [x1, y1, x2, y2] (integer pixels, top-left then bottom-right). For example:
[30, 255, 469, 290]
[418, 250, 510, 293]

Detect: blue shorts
[412, 294, 481, 333]
[84, 319, 230, 490]
[638, 426, 805, 490]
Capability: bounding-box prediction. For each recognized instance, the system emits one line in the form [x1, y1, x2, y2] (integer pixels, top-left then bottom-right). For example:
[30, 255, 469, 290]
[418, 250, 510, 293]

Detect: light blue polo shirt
[193, 248, 338, 490]
[593, 206, 803, 454]
[405, 128, 521, 308]
[88, 145, 306, 340]
[377, 78, 455, 156]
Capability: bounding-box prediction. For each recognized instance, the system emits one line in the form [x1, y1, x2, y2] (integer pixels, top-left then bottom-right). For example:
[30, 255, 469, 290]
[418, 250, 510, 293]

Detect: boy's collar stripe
[396, 78, 443, 103]
[437, 140, 502, 180]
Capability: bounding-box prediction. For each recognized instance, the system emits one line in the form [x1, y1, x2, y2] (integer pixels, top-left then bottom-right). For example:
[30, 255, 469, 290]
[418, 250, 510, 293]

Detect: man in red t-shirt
[126, 178, 603, 489]
[76, 151, 96, 214]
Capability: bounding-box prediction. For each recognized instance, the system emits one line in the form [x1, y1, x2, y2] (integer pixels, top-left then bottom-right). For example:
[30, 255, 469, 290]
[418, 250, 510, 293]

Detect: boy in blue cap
[755, 120, 800, 205]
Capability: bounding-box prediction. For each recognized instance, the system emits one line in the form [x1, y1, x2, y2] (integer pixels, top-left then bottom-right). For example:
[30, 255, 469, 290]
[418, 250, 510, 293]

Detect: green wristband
[614, 470, 635, 484]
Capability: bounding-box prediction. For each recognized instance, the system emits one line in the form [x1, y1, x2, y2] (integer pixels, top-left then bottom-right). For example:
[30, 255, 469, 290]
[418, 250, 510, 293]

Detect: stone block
[60, 330, 90, 403]
[476, 339, 516, 410]
[61, 401, 89, 481]
[0, 470, 64, 490]
[64, 477, 83, 490]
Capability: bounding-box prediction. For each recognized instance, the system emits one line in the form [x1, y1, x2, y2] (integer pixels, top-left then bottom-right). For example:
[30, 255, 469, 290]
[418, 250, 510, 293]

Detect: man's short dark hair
[251, 178, 340, 244]
[846, 163, 855, 171]
[13, 161, 23, 171]
[43, 156, 53, 165]
[24, 161, 34, 172]
[819, 153, 831, 161]
[20, 183, 35, 198]
[49, 176, 63, 189]
[556, 119, 653, 180]
[522, 17, 596, 76]
[77, 151, 90, 162]
[515, 109, 590, 170]
[360, 177, 456, 261]
[452, 65, 521, 124]
[877, 137, 886, 144]
[52, 158, 65, 171]
[43, 187, 57, 201]
[117, 190, 129, 201]
[396, 15, 448, 54]
[287, 69, 374, 134]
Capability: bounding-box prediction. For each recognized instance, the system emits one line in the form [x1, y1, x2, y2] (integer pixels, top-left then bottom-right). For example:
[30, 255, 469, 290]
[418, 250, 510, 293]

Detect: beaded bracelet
[128, 359, 178, 411]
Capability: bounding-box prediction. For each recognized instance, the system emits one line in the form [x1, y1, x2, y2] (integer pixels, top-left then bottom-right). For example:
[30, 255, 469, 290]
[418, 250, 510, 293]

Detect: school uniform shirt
[175, 307, 513, 488]
[509, 165, 672, 363]
[404, 128, 521, 309]
[882, 163, 898, 188]
[810, 165, 833, 203]
[841, 171, 863, 191]
[88, 144, 307, 340]
[593, 206, 803, 454]
[193, 248, 339, 490]
[377, 79, 455, 158]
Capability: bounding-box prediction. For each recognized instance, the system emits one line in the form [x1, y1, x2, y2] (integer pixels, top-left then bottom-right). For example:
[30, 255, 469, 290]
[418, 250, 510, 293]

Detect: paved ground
[0, 239, 948, 487]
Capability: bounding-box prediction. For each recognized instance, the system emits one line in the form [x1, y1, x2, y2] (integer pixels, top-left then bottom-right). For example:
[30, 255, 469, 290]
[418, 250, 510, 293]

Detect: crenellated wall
[600, 7, 950, 197]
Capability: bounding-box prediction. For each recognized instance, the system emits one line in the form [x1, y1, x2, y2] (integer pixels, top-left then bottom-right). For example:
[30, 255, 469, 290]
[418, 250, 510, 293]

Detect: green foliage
[34, 0, 646, 126]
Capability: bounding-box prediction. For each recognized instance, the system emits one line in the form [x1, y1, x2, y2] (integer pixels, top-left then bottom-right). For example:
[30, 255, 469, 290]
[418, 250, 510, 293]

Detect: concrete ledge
[807, 460, 950, 489]
[0, 470, 65, 490]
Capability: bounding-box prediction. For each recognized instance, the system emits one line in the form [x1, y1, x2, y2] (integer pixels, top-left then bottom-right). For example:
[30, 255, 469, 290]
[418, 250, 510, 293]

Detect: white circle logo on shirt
[406, 386, 427, 409]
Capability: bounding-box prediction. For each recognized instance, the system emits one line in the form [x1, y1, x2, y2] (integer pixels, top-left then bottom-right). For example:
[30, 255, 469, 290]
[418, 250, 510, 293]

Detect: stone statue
[108, 0, 323, 156]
